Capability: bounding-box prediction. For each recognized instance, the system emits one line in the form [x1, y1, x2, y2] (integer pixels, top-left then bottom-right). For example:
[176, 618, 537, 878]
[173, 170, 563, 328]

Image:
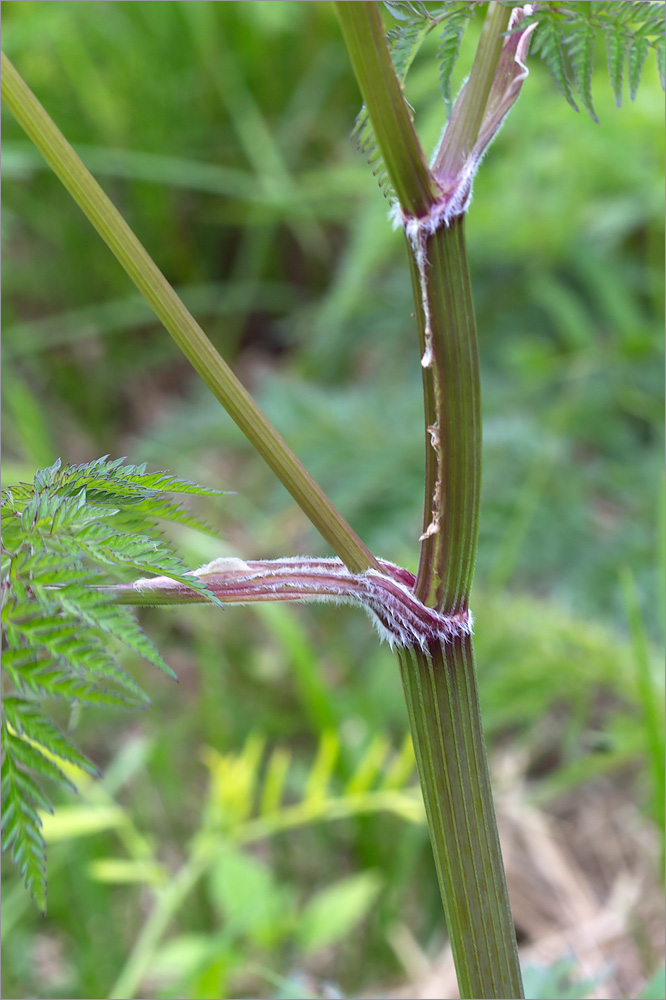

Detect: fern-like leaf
[385, 1, 438, 81]
[1, 748, 49, 912]
[437, 2, 478, 115]
[522, 1, 665, 117]
[606, 19, 626, 107]
[1, 456, 225, 908]
[359, 0, 665, 196]
[4, 698, 100, 776]
[351, 109, 394, 198]
[656, 33, 665, 89]
[531, 12, 579, 110]
[567, 15, 598, 122]
[4, 728, 77, 793]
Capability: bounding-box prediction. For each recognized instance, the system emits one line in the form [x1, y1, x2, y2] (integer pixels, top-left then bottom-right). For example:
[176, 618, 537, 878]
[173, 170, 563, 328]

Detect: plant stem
[414, 1, 511, 612]
[0, 52, 378, 576]
[399, 636, 522, 998]
[411, 217, 481, 612]
[434, 1, 511, 182]
[336, 3, 523, 996]
[334, 0, 439, 217]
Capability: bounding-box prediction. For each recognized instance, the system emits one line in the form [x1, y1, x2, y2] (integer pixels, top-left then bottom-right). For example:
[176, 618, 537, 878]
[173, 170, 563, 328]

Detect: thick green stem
[334, 1, 439, 217]
[0, 52, 378, 576]
[415, 1, 511, 612]
[411, 218, 481, 613]
[336, 5, 524, 997]
[399, 637, 522, 999]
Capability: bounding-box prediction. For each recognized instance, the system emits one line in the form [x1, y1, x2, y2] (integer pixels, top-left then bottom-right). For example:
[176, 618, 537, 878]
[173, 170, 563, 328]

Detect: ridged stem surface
[334, 1, 440, 217]
[399, 636, 522, 998]
[336, 4, 523, 997]
[411, 217, 482, 613]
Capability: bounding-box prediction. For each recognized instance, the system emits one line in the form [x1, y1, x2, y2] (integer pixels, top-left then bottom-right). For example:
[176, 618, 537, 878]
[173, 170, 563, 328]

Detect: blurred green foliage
[1, 2, 663, 998]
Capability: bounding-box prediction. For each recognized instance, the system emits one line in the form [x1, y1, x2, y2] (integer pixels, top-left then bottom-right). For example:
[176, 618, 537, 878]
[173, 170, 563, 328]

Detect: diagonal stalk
[0, 52, 378, 577]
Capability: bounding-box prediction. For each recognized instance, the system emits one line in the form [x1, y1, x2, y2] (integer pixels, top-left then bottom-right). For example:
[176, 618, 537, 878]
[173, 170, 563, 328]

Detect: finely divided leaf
[4, 730, 77, 793]
[567, 17, 598, 122]
[1, 751, 48, 913]
[1, 456, 225, 908]
[656, 33, 665, 89]
[525, 1, 665, 116]
[387, 2, 439, 82]
[4, 698, 98, 777]
[352, 109, 394, 198]
[530, 15, 579, 111]
[606, 21, 626, 107]
[437, 3, 478, 115]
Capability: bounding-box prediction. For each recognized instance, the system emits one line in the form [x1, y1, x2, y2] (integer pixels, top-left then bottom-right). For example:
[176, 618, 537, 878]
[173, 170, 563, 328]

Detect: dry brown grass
[386, 749, 664, 1000]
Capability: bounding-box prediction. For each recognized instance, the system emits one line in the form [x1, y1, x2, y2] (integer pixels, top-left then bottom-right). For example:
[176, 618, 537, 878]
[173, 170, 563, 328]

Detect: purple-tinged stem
[104, 556, 472, 651]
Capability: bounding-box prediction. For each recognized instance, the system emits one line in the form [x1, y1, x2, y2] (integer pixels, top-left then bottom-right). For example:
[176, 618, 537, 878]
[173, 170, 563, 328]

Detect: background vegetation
[1, 3, 664, 998]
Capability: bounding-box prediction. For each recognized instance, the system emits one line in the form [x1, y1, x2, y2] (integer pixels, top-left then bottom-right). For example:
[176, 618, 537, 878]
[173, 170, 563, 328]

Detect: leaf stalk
[0, 53, 378, 576]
